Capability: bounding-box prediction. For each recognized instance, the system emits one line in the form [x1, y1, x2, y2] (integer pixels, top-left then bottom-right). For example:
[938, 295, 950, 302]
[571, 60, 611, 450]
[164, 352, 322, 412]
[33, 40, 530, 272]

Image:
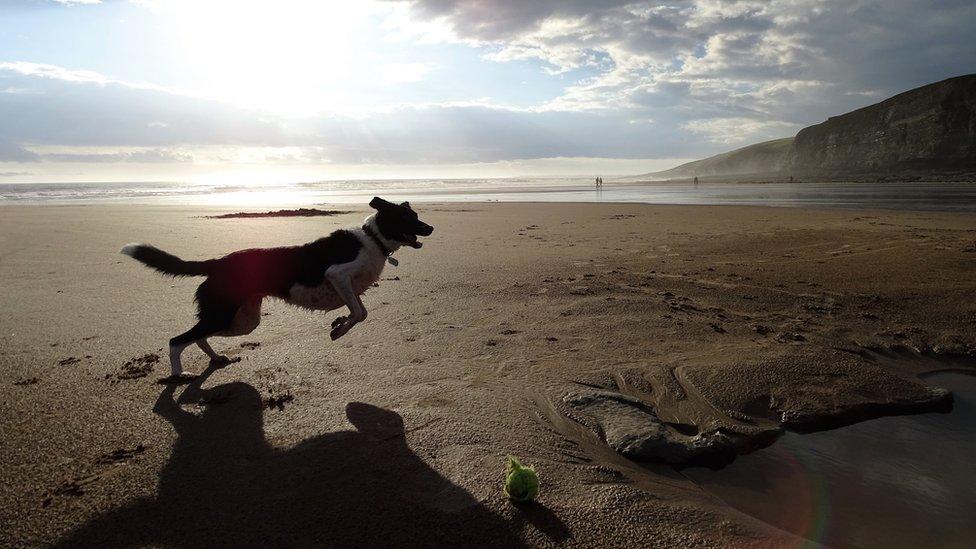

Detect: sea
[3, 179, 976, 212]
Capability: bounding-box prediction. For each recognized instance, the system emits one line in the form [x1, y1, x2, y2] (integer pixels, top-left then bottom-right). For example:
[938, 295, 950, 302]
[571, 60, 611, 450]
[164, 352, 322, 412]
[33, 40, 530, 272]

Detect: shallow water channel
[684, 372, 976, 549]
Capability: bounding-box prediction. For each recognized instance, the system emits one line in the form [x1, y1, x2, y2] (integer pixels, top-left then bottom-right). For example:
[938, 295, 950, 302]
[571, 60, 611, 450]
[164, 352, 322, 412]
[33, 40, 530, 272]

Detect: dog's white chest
[285, 251, 386, 311]
[350, 254, 386, 294]
[286, 282, 345, 311]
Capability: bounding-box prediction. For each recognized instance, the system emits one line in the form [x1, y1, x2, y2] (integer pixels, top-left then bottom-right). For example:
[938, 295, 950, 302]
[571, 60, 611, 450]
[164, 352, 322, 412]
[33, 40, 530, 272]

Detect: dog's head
[369, 196, 434, 249]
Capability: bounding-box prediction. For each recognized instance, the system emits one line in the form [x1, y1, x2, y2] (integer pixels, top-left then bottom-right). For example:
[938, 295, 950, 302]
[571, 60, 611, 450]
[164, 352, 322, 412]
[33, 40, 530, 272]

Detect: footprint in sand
[264, 391, 294, 411]
[417, 395, 456, 408]
[58, 357, 80, 367]
[42, 444, 147, 507]
[107, 353, 160, 382]
[96, 444, 147, 465]
[240, 342, 261, 350]
[14, 377, 40, 386]
[776, 332, 806, 342]
[42, 474, 101, 507]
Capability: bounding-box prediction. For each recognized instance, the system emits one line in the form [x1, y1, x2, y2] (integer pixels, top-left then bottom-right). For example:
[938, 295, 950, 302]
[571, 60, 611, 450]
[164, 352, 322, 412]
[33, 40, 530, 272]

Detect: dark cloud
[305, 105, 706, 163]
[390, 0, 976, 143]
[0, 71, 285, 148]
[385, 0, 636, 41]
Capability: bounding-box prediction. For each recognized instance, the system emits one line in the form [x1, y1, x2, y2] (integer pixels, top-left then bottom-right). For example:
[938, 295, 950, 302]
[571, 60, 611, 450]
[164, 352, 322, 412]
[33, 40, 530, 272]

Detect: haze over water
[3, 180, 976, 212]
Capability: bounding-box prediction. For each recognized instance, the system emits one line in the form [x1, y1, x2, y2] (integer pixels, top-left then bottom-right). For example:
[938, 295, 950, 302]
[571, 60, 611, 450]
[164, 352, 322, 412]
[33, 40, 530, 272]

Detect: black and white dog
[121, 197, 433, 380]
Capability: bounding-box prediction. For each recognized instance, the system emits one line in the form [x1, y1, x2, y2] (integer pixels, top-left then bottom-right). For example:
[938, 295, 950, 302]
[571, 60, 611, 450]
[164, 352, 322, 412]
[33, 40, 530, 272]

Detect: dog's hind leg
[196, 339, 238, 366]
[169, 320, 226, 378]
[171, 296, 260, 377]
[161, 279, 248, 381]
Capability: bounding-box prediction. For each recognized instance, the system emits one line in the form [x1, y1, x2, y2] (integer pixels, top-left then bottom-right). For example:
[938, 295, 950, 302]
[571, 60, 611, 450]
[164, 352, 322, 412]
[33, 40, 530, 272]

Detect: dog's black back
[203, 230, 362, 302]
[191, 230, 363, 326]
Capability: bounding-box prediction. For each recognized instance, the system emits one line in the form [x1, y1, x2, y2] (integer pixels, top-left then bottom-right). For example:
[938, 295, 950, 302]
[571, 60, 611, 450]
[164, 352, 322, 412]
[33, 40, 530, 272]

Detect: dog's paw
[156, 373, 199, 385]
[331, 316, 347, 329]
[330, 323, 351, 341]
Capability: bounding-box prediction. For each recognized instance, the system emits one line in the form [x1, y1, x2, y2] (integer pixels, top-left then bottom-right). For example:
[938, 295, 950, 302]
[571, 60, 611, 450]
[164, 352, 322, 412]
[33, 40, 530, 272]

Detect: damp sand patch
[684, 371, 976, 549]
[206, 208, 351, 219]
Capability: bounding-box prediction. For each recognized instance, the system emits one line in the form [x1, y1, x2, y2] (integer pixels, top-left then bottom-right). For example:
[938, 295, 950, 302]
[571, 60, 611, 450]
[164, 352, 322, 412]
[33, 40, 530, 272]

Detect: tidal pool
[685, 372, 976, 549]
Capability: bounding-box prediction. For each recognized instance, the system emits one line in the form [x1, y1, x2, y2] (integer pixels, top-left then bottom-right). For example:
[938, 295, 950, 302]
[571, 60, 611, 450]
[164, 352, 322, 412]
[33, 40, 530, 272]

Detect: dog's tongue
[402, 234, 422, 248]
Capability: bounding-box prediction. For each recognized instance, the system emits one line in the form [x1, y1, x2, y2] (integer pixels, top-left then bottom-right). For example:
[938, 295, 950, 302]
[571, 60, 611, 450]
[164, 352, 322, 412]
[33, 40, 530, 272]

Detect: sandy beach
[2, 201, 975, 547]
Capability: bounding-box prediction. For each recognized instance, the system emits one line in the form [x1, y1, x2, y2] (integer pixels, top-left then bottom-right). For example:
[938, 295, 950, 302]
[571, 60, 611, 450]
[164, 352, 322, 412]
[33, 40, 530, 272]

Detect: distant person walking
[595, 177, 603, 189]
[693, 176, 699, 185]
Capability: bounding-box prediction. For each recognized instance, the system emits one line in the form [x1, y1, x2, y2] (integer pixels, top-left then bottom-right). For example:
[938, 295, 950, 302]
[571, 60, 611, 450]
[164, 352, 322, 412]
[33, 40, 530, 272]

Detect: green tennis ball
[504, 456, 539, 502]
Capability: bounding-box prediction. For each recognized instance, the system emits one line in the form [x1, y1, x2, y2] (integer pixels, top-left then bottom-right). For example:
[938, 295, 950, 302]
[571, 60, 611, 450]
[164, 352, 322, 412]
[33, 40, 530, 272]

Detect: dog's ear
[400, 201, 411, 209]
[369, 197, 390, 210]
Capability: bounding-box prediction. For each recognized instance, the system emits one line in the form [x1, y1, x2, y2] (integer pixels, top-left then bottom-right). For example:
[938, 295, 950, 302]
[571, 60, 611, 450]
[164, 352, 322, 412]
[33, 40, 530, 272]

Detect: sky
[0, 0, 974, 183]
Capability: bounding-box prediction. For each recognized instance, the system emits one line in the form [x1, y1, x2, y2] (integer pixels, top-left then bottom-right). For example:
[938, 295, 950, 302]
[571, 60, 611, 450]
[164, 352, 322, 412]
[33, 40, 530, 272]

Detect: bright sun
[148, 0, 383, 116]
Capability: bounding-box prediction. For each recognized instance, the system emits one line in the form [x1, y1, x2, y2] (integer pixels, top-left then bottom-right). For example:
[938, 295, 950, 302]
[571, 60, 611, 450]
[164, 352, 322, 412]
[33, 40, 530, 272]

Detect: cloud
[386, 0, 976, 143]
[3, 1, 975, 171]
[0, 64, 284, 148]
[0, 62, 112, 85]
[33, 148, 194, 163]
[52, 0, 102, 5]
[0, 140, 39, 162]
[0, 61, 708, 165]
[682, 117, 796, 145]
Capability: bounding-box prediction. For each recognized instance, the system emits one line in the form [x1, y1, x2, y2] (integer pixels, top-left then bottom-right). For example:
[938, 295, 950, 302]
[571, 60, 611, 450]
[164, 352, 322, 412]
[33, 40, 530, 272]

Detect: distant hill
[635, 74, 976, 180]
[636, 138, 793, 179]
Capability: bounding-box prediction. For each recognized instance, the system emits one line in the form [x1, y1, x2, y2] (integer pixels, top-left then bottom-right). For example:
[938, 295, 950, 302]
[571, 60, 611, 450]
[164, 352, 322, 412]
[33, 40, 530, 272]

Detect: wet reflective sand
[685, 373, 976, 549]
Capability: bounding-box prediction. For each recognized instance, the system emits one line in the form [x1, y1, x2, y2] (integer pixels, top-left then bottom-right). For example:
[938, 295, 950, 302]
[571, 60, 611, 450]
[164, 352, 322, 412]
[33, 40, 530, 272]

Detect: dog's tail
[120, 243, 213, 277]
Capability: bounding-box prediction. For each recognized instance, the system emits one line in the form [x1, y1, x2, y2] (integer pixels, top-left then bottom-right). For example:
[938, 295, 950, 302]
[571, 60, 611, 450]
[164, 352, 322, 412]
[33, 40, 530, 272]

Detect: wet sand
[686, 371, 976, 549]
[2, 202, 975, 547]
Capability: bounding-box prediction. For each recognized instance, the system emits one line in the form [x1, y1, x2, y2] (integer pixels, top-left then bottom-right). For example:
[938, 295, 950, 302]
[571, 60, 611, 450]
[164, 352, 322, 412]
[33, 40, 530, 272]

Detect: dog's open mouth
[400, 233, 423, 248]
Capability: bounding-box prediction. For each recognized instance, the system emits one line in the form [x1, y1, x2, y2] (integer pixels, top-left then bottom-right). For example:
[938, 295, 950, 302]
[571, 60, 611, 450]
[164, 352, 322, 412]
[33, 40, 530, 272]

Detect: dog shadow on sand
[53, 366, 546, 548]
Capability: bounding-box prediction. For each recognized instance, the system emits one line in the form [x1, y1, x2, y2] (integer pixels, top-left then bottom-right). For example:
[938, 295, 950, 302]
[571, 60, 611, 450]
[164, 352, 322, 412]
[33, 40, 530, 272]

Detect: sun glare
[151, 0, 384, 116]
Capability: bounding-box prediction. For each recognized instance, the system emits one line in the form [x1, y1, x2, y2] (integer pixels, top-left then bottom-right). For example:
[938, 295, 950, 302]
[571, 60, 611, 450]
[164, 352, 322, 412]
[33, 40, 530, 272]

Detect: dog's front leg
[326, 266, 367, 340]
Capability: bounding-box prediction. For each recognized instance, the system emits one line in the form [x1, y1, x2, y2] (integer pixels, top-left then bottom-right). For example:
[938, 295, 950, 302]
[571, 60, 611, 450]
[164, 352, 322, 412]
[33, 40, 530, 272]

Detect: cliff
[788, 74, 976, 172]
[638, 74, 976, 180]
